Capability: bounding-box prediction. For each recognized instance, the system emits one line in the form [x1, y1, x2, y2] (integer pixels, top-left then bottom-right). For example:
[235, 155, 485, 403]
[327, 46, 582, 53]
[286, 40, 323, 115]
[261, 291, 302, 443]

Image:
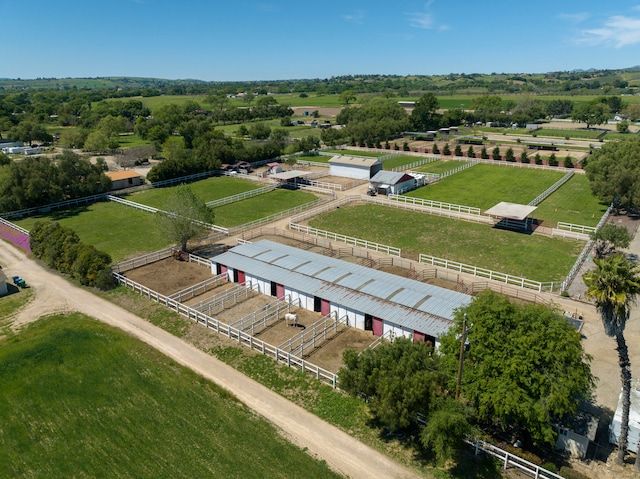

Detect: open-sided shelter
[484, 201, 538, 231]
[211, 240, 471, 345]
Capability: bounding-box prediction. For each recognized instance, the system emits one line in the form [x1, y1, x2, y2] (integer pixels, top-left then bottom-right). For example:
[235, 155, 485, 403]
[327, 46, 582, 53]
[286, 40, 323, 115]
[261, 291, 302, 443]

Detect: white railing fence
[206, 185, 276, 208]
[529, 171, 574, 206]
[0, 216, 30, 235]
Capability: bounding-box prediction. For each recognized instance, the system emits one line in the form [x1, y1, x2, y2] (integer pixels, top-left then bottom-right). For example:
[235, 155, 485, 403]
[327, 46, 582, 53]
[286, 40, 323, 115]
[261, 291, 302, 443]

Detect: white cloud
[557, 12, 589, 23]
[341, 11, 365, 25]
[578, 15, 640, 47]
[407, 1, 448, 30]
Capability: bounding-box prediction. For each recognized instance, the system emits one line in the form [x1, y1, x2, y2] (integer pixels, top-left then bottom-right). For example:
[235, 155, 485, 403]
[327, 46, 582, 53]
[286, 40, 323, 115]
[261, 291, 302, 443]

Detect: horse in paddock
[284, 313, 298, 327]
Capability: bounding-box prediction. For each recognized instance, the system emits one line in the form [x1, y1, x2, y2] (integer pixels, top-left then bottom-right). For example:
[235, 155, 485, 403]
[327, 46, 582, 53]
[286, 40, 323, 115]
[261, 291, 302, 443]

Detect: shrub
[432, 143, 440, 154]
[442, 143, 451, 156]
[403, 141, 410, 151]
[385, 141, 390, 150]
[467, 146, 475, 158]
[564, 155, 573, 168]
[480, 146, 488, 159]
[535, 153, 542, 165]
[454, 145, 463, 157]
[559, 466, 591, 479]
[520, 150, 528, 163]
[548, 153, 558, 166]
[394, 143, 400, 150]
[542, 462, 558, 473]
[492, 146, 501, 160]
[505, 147, 515, 162]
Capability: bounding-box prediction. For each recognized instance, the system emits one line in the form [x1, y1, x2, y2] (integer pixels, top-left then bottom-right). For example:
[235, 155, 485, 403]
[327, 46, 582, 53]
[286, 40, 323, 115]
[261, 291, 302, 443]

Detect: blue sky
[2, 0, 640, 81]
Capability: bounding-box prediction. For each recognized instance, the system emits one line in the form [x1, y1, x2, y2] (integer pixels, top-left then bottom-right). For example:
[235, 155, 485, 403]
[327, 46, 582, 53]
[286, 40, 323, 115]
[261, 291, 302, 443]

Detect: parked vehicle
[12, 276, 26, 288]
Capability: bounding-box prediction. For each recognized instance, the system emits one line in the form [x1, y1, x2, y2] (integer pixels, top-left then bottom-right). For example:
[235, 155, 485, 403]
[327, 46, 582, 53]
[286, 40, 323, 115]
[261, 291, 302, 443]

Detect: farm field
[213, 119, 322, 139]
[127, 176, 263, 208]
[0, 314, 339, 478]
[308, 204, 582, 281]
[13, 202, 171, 262]
[412, 160, 469, 174]
[296, 154, 331, 163]
[405, 164, 565, 210]
[214, 189, 319, 227]
[380, 155, 424, 170]
[535, 128, 604, 139]
[325, 149, 384, 157]
[534, 174, 609, 227]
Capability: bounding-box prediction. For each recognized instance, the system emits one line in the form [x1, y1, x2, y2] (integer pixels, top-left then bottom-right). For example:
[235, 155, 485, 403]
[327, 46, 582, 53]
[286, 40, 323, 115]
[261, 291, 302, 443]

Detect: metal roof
[214, 240, 471, 336]
[328, 155, 382, 167]
[269, 170, 313, 180]
[485, 202, 538, 220]
[370, 171, 413, 185]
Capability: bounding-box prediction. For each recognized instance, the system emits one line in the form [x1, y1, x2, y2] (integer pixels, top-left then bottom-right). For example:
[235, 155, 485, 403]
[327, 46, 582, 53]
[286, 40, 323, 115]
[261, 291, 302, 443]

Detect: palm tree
[583, 253, 640, 465]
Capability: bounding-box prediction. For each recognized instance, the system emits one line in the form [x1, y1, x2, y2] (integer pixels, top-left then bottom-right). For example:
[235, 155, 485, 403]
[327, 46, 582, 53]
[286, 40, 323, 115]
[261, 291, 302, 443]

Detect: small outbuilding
[555, 411, 599, 459]
[105, 171, 144, 190]
[269, 170, 314, 188]
[484, 202, 537, 231]
[328, 155, 382, 180]
[267, 162, 283, 174]
[0, 270, 8, 297]
[369, 171, 417, 195]
[610, 378, 640, 452]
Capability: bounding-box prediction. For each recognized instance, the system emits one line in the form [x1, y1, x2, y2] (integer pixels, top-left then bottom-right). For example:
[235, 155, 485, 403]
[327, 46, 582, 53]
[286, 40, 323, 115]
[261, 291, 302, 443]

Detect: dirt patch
[306, 328, 378, 372]
[123, 257, 212, 296]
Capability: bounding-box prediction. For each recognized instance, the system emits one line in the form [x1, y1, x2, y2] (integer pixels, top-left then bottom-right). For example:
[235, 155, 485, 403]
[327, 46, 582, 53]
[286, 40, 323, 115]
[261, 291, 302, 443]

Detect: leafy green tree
[592, 224, 632, 259]
[162, 136, 189, 161]
[410, 93, 440, 131]
[439, 291, 594, 446]
[471, 95, 503, 123]
[58, 129, 86, 149]
[572, 102, 608, 129]
[520, 150, 528, 163]
[548, 153, 557, 166]
[480, 146, 488, 159]
[339, 89, 357, 105]
[339, 338, 443, 431]
[583, 254, 640, 464]
[157, 184, 215, 252]
[585, 136, 640, 209]
[617, 120, 629, 133]
[546, 99, 574, 118]
[421, 398, 473, 463]
[442, 143, 451, 156]
[83, 130, 109, 152]
[491, 146, 501, 160]
[431, 143, 439, 154]
[248, 122, 271, 140]
[0, 152, 10, 166]
[454, 145, 463, 157]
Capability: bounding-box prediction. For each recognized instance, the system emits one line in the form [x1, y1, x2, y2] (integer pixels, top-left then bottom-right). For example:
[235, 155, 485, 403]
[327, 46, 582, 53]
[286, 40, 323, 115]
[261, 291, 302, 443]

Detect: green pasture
[381, 155, 425, 170]
[212, 119, 322, 139]
[0, 288, 33, 338]
[535, 128, 603, 140]
[308, 204, 581, 281]
[534, 174, 608, 227]
[0, 314, 339, 479]
[116, 133, 153, 148]
[13, 202, 170, 262]
[127, 176, 262, 208]
[214, 189, 318, 227]
[413, 160, 469, 174]
[405, 164, 565, 209]
[296, 154, 331, 163]
[324, 149, 384, 157]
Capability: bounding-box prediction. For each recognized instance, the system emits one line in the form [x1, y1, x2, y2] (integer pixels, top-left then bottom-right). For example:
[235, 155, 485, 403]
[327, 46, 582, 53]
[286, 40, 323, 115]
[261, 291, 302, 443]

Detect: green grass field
[13, 202, 171, 262]
[0, 288, 32, 338]
[405, 164, 565, 209]
[535, 128, 603, 140]
[534, 174, 609, 227]
[214, 189, 318, 227]
[127, 176, 263, 207]
[296, 154, 331, 163]
[381, 155, 425, 170]
[325, 149, 384, 157]
[308, 204, 581, 281]
[413, 160, 469, 174]
[0, 314, 339, 478]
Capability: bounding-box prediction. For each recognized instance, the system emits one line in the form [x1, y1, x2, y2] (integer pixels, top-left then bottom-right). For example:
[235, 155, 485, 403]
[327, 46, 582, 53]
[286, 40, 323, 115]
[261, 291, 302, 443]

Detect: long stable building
[212, 240, 471, 344]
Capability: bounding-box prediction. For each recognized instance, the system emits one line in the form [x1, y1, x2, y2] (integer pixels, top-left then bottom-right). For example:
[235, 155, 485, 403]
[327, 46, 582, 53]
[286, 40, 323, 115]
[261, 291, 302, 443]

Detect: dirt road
[0, 243, 418, 479]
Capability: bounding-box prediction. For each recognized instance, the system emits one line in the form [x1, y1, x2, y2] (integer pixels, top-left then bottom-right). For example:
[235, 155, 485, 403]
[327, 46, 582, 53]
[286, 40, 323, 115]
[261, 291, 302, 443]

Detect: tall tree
[339, 89, 357, 105]
[583, 254, 640, 465]
[572, 102, 608, 129]
[157, 184, 215, 252]
[410, 93, 440, 131]
[439, 291, 594, 446]
[591, 224, 632, 259]
[584, 136, 640, 210]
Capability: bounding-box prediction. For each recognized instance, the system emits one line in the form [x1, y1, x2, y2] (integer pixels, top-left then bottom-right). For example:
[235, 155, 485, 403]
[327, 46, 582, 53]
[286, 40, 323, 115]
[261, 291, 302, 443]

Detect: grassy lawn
[535, 128, 603, 139]
[0, 314, 339, 479]
[214, 189, 318, 227]
[116, 133, 153, 148]
[13, 202, 171, 263]
[0, 288, 33, 338]
[405, 164, 565, 209]
[324, 149, 384, 157]
[308, 204, 582, 281]
[381, 155, 426, 170]
[296, 154, 331, 163]
[413, 160, 469, 174]
[126, 176, 263, 208]
[534, 174, 609, 227]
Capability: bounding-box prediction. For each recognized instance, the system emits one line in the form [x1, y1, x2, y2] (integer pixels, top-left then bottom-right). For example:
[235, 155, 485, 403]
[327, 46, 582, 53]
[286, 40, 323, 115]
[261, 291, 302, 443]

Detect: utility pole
[455, 313, 468, 400]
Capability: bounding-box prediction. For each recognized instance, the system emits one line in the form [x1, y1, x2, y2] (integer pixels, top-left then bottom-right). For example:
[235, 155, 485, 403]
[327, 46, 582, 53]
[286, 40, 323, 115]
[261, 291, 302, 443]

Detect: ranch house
[328, 155, 382, 180]
[211, 240, 471, 345]
[105, 170, 144, 190]
[369, 171, 417, 195]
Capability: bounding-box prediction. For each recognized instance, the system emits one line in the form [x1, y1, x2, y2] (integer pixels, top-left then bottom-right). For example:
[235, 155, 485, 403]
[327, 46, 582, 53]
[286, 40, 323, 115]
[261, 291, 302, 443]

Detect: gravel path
[0, 242, 417, 479]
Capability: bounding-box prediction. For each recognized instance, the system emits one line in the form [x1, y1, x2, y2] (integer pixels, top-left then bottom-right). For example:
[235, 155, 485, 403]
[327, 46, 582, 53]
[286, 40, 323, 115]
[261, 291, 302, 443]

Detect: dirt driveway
[0, 243, 417, 479]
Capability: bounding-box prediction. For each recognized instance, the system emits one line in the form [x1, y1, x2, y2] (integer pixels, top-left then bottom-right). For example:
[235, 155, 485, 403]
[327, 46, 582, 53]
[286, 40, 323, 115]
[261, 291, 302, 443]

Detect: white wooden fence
[529, 171, 574, 206]
[465, 438, 563, 479]
[0, 216, 30, 235]
[229, 296, 295, 336]
[192, 283, 259, 316]
[278, 312, 349, 357]
[387, 194, 482, 217]
[290, 224, 401, 256]
[206, 185, 276, 208]
[555, 222, 597, 235]
[419, 254, 563, 293]
[113, 272, 338, 387]
[167, 272, 228, 302]
[111, 248, 175, 273]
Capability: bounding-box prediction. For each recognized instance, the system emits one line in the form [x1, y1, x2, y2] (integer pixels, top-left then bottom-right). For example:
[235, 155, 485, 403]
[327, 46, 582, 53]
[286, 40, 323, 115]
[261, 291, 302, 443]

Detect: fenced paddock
[113, 272, 338, 387]
[168, 272, 229, 303]
[228, 296, 296, 336]
[277, 312, 349, 358]
[189, 283, 259, 316]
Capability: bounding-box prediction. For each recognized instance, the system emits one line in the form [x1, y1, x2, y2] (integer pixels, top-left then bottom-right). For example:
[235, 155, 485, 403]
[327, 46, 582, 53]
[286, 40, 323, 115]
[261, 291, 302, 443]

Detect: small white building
[610, 379, 640, 452]
[555, 411, 598, 459]
[369, 171, 417, 195]
[105, 171, 144, 190]
[328, 155, 382, 180]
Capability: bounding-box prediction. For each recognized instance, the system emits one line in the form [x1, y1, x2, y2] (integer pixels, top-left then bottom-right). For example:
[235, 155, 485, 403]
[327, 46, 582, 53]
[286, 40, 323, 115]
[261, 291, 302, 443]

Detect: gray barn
[328, 155, 383, 180]
[211, 240, 471, 345]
